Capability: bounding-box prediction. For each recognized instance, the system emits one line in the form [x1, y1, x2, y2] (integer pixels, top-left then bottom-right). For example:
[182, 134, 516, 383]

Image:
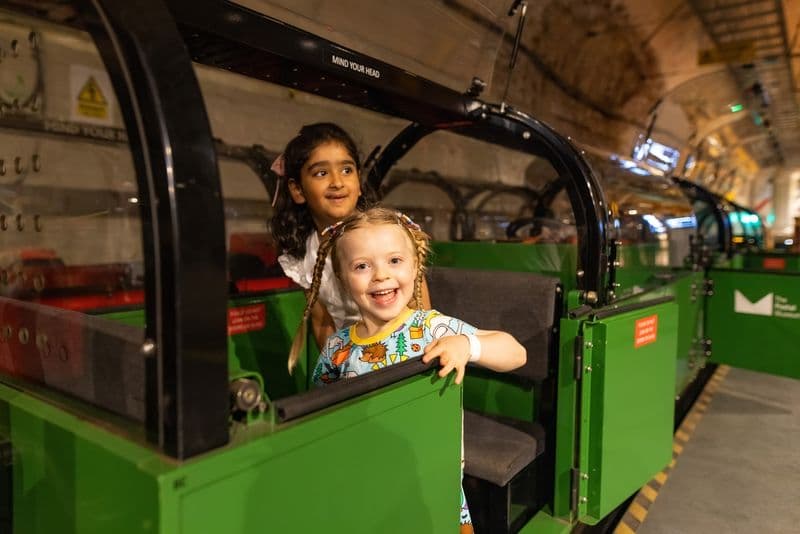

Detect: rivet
[584, 341, 594, 349]
[579, 496, 587, 503]
[585, 365, 593, 373]
[18, 328, 29, 344]
[141, 339, 156, 356]
[14, 156, 25, 174]
[36, 333, 49, 356]
[522, 131, 531, 139]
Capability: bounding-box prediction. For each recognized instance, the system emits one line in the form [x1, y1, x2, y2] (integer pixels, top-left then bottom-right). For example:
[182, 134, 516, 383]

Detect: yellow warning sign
[76, 76, 108, 119]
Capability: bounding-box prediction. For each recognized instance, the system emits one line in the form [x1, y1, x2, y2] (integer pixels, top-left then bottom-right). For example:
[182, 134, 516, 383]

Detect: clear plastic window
[0, 8, 146, 421]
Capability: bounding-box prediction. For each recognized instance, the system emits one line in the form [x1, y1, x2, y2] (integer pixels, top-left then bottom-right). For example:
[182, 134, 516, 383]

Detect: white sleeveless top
[277, 232, 361, 329]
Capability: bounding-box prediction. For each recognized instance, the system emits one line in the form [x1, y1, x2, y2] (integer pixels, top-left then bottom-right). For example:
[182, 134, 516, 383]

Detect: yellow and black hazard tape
[612, 365, 730, 534]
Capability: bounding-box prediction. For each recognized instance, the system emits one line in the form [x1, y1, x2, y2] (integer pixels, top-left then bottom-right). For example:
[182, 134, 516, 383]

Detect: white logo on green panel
[734, 290, 800, 319]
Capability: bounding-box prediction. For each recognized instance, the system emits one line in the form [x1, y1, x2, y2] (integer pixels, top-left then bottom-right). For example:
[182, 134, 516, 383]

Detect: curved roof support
[88, 0, 229, 459]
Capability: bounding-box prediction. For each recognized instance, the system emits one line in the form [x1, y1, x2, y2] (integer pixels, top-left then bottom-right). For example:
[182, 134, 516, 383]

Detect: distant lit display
[632, 135, 681, 173]
[642, 214, 666, 233]
[666, 215, 697, 229]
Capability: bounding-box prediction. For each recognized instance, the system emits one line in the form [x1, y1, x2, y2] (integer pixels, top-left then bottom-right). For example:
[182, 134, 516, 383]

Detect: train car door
[705, 268, 800, 379]
[573, 298, 678, 525]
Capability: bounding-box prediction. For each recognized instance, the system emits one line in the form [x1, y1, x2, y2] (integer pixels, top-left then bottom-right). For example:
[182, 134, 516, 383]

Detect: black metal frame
[674, 177, 733, 257]
[80, 0, 229, 459]
[370, 108, 611, 299]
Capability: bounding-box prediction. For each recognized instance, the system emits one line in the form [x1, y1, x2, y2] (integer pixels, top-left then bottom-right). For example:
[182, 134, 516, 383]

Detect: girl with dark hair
[272, 123, 372, 350]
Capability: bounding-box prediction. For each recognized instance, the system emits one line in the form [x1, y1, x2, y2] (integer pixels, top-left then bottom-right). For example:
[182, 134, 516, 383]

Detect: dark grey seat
[426, 266, 560, 383]
[427, 266, 561, 532]
[463, 410, 545, 487]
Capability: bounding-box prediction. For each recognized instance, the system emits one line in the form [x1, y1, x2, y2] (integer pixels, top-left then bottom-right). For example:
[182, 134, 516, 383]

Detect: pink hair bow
[270, 153, 285, 207]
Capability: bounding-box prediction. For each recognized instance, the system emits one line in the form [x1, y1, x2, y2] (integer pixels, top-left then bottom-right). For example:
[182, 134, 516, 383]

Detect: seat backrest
[426, 266, 560, 382]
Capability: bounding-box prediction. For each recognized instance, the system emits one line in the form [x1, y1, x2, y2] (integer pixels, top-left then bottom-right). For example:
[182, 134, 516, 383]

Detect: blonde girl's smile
[336, 224, 418, 337]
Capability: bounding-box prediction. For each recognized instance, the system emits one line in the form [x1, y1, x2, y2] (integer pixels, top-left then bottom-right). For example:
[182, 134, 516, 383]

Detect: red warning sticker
[634, 315, 658, 348]
[228, 304, 266, 335]
[763, 257, 786, 270]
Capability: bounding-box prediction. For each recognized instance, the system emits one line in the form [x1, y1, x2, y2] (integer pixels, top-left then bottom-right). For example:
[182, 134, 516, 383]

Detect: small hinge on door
[570, 466, 580, 514]
[574, 334, 583, 381]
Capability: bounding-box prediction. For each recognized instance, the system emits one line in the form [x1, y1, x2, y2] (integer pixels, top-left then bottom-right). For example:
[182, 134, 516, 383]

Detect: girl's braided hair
[287, 207, 431, 372]
[270, 122, 376, 258]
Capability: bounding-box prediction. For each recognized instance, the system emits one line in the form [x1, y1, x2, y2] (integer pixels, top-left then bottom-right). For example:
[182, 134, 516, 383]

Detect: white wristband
[465, 333, 481, 362]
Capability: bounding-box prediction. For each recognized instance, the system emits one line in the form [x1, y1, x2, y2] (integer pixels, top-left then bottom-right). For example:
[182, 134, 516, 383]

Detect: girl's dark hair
[270, 122, 376, 258]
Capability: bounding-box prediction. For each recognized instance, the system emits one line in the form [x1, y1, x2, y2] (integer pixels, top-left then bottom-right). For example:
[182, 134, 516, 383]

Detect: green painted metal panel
[178, 375, 462, 533]
[577, 300, 677, 524]
[0, 385, 164, 534]
[552, 317, 581, 519]
[600, 271, 705, 395]
[517, 509, 573, 534]
[741, 251, 800, 273]
[228, 290, 307, 398]
[671, 273, 705, 394]
[707, 269, 800, 379]
[463, 374, 534, 421]
[2, 369, 462, 533]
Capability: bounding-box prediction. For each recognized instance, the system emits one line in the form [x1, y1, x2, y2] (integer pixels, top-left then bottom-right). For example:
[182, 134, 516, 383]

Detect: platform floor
[634, 366, 800, 534]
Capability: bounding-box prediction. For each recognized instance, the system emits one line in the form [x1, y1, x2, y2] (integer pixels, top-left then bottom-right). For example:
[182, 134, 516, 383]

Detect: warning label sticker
[762, 257, 786, 270]
[634, 315, 658, 348]
[228, 304, 266, 335]
[76, 76, 108, 119]
[70, 65, 114, 125]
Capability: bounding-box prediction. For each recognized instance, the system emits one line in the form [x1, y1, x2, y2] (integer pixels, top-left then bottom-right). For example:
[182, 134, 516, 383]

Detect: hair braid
[287, 233, 337, 373]
[412, 230, 428, 309]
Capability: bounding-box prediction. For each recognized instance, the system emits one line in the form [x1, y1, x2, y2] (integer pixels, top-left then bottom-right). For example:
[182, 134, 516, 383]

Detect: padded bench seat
[464, 410, 545, 487]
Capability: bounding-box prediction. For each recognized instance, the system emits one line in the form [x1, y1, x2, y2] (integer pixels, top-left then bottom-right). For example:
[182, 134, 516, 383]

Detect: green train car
[1, 2, 799, 534]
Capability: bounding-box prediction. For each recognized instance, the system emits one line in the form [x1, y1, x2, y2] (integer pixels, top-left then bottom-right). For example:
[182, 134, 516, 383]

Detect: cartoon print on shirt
[409, 315, 425, 339]
[312, 309, 478, 385]
[392, 332, 408, 363]
[318, 361, 341, 384]
[331, 341, 353, 366]
[428, 312, 472, 339]
[360, 341, 388, 369]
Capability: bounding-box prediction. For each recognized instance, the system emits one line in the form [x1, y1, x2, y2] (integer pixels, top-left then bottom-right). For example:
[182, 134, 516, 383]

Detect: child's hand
[421, 334, 471, 385]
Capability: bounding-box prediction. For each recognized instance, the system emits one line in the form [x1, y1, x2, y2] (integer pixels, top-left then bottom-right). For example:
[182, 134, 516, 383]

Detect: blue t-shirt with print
[311, 307, 476, 525]
[311, 308, 477, 385]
